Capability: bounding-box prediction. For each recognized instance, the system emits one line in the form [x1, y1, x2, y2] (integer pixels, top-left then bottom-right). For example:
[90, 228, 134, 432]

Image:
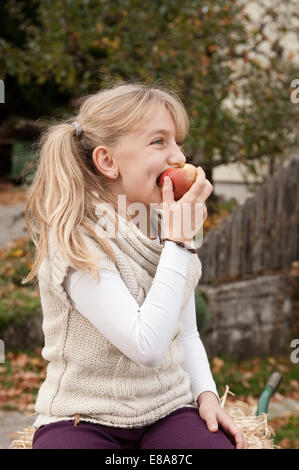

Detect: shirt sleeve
[63, 240, 193, 368]
[180, 292, 220, 405]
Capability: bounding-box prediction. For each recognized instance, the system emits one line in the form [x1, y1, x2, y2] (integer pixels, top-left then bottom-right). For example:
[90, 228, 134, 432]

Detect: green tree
[1, 0, 298, 210]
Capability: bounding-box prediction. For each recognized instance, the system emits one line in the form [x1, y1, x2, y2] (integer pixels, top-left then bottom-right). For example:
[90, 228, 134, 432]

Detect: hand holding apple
[157, 165, 213, 244]
[157, 163, 198, 201]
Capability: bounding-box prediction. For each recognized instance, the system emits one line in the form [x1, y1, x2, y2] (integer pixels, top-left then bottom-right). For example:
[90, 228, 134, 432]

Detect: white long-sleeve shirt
[62, 240, 219, 405]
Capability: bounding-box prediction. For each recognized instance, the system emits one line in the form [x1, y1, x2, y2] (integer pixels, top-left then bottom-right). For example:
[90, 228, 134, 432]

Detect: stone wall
[0, 314, 43, 351]
[197, 273, 297, 359]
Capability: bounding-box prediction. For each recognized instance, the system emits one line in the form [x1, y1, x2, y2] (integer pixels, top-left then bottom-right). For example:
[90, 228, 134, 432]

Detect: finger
[203, 203, 207, 222]
[162, 176, 174, 204]
[240, 432, 249, 449]
[195, 179, 213, 203]
[196, 202, 207, 224]
[183, 177, 213, 205]
[231, 428, 244, 449]
[217, 413, 244, 448]
[199, 409, 218, 432]
[235, 430, 246, 449]
[180, 167, 206, 203]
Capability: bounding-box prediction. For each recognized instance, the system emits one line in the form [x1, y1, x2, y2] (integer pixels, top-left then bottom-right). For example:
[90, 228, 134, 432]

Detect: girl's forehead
[132, 105, 174, 137]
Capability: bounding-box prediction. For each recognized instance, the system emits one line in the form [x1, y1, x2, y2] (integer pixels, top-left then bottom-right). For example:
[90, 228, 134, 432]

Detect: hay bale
[9, 425, 36, 449]
[220, 385, 279, 449]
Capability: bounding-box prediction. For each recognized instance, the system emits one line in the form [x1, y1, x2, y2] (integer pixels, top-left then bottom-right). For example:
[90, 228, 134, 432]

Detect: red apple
[157, 163, 197, 201]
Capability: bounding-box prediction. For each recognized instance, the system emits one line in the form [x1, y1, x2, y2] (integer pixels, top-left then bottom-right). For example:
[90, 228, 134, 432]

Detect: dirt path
[0, 410, 36, 449]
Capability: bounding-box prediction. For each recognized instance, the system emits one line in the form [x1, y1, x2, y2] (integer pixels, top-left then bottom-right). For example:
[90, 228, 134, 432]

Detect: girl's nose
[168, 147, 186, 167]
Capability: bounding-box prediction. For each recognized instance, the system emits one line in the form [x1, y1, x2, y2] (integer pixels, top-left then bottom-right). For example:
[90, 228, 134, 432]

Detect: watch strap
[160, 237, 197, 254]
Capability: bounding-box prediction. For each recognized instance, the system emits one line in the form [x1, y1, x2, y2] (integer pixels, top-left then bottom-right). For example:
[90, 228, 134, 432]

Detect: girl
[23, 82, 247, 449]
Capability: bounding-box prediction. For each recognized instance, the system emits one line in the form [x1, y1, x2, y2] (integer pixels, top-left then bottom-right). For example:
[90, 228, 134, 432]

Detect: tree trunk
[0, 116, 16, 180]
[0, 141, 13, 179]
[0, 115, 46, 180]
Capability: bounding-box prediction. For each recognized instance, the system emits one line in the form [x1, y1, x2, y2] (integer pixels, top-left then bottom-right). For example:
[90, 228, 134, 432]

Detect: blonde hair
[21, 80, 189, 286]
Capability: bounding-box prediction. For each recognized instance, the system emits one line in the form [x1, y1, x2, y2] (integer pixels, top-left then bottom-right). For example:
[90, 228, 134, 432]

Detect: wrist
[197, 391, 220, 406]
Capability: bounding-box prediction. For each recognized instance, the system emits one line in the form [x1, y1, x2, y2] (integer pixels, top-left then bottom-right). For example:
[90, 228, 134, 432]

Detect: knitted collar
[91, 200, 202, 310]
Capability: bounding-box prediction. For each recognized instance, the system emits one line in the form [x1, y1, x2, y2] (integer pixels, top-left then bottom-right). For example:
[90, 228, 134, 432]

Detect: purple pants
[32, 406, 234, 449]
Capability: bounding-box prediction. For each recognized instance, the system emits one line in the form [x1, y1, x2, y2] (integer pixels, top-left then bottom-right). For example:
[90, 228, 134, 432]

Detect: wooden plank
[229, 206, 242, 277]
[247, 197, 256, 274]
[292, 159, 299, 262]
[280, 165, 291, 267]
[225, 214, 232, 279]
[282, 166, 290, 267]
[264, 175, 276, 270]
[241, 197, 252, 274]
[287, 159, 299, 264]
[252, 185, 265, 273]
[207, 229, 217, 283]
[295, 160, 299, 261]
[218, 217, 229, 280]
[217, 220, 224, 280]
[274, 167, 286, 269]
[285, 159, 296, 265]
[214, 228, 221, 281]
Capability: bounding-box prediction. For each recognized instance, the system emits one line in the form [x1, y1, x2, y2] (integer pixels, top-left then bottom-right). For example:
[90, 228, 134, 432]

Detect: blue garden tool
[256, 372, 283, 416]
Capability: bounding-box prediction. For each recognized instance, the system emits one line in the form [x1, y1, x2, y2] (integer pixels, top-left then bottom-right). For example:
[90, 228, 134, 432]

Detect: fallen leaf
[10, 248, 24, 258]
[277, 364, 289, 372]
[212, 357, 224, 373]
[268, 357, 276, 365]
[290, 380, 299, 389]
[279, 437, 291, 449]
[241, 379, 250, 389]
[242, 371, 254, 379]
[11, 353, 29, 368]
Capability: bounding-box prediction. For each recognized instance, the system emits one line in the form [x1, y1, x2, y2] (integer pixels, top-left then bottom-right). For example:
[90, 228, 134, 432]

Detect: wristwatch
[159, 236, 197, 254]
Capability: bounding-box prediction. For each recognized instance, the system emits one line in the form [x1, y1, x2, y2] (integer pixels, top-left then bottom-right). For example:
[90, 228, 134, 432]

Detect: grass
[0, 238, 41, 331]
[273, 416, 299, 448]
[211, 355, 299, 399]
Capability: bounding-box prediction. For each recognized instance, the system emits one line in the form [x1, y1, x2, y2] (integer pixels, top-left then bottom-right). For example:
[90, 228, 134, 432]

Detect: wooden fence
[198, 157, 299, 284]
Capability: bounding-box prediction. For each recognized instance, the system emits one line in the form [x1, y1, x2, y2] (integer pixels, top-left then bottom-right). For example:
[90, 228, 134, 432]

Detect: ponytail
[22, 81, 189, 286]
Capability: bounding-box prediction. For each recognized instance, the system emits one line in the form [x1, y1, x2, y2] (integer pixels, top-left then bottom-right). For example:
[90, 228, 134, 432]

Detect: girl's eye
[152, 139, 184, 147]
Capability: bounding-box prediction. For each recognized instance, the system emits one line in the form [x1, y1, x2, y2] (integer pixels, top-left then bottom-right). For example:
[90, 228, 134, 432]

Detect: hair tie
[72, 121, 82, 137]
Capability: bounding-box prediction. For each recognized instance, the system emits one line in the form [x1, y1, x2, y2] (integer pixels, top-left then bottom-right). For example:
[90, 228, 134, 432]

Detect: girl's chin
[143, 188, 162, 207]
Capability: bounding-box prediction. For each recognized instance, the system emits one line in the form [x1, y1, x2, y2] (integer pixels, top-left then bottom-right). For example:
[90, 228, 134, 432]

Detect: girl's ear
[92, 145, 118, 180]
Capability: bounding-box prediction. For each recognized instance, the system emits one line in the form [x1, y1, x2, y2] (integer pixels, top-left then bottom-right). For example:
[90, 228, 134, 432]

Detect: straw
[221, 385, 279, 449]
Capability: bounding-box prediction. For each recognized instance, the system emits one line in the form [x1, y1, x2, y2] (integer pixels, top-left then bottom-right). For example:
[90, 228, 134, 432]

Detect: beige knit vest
[32, 202, 202, 429]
